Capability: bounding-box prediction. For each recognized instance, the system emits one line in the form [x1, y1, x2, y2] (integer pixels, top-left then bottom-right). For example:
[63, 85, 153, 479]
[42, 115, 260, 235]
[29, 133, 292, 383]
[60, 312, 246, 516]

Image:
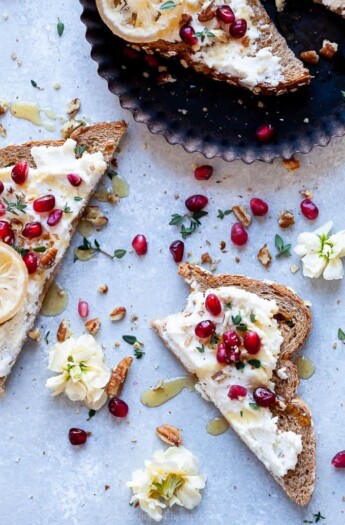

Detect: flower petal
[294, 232, 320, 257]
[323, 258, 344, 280]
[314, 220, 333, 236]
[301, 253, 326, 278]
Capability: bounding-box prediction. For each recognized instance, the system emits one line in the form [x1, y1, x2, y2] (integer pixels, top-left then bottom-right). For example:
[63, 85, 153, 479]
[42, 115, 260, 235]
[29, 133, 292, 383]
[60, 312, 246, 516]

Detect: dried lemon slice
[96, 0, 184, 43]
[0, 242, 28, 324]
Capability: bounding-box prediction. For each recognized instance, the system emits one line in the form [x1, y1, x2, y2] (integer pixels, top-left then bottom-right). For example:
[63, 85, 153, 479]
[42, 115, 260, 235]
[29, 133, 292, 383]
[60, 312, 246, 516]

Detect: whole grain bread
[314, 0, 345, 17]
[99, 0, 310, 95]
[152, 262, 316, 506]
[0, 121, 127, 394]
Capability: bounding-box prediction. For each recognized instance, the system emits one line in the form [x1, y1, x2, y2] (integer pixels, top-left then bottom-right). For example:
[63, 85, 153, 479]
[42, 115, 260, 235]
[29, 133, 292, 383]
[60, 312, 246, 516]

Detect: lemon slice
[96, 0, 184, 43]
[0, 242, 28, 324]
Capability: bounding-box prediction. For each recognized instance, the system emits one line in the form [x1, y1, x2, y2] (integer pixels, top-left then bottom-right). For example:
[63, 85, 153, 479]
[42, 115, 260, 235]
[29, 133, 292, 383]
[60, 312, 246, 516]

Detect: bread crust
[152, 262, 316, 506]
[0, 121, 127, 394]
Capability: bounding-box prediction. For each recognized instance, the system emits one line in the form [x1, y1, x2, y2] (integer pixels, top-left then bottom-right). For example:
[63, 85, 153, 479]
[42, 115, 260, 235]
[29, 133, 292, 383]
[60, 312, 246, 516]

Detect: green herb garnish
[13, 245, 29, 257]
[194, 27, 215, 43]
[63, 204, 72, 214]
[231, 314, 247, 332]
[248, 359, 261, 368]
[235, 362, 245, 370]
[123, 335, 143, 346]
[275, 234, 292, 258]
[87, 409, 96, 421]
[134, 346, 145, 359]
[3, 196, 27, 215]
[250, 312, 256, 323]
[313, 512, 326, 523]
[159, 0, 177, 10]
[338, 328, 345, 342]
[224, 302, 232, 310]
[74, 196, 83, 202]
[169, 210, 208, 239]
[77, 237, 126, 260]
[113, 249, 126, 259]
[33, 246, 47, 253]
[31, 80, 43, 90]
[217, 209, 232, 220]
[249, 402, 260, 411]
[74, 144, 87, 157]
[196, 344, 205, 353]
[57, 18, 64, 37]
[210, 333, 220, 347]
[44, 331, 50, 345]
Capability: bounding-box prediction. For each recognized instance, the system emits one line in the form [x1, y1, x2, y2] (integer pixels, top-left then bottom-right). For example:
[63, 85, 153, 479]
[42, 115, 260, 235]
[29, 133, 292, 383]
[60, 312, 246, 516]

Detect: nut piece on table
[106, 356, 133, 399]
[57, 319, 72, 343]
[98, 284, 108, 294]
[85, 317, 101, 335]
[299, 50, 319, 64]
[300, 189, 314, 199]
[257, 244, 272, 268]
[320, 40, 338, 59]
[156, 424, 183, 447]
[66, 98, 81, 119]
[283, 157, 300, 172]
[278, 210, 295, 229]
[109, 306, 126, 322]
[232, 205, 252, 227]
[28, 327, 41, 342]
[82, 206, 108, 229]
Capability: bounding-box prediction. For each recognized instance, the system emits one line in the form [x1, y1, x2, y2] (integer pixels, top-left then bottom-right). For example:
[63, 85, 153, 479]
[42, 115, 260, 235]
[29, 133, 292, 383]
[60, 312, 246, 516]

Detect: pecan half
[85, 318, 101, 335]
[232, 205, 251, 227]
[57, 319, 72, 343]
[300, 50, 319, 64]
[278, 210, 295, 229]
[156, 424, 182, 447]
[109, 306, 126, 322]
[40, 247, 58, 268]
[198, 5, 216, 22]
[257, 244, 272, 268]
[320, 40, 338, 59]
[66, 98, 81, 118]
[106, 356, 133, 398]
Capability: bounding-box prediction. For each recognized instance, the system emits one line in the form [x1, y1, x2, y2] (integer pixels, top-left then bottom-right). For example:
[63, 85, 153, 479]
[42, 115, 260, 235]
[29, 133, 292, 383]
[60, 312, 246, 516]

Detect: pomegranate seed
[223, 330, 241, 349]
[256, 124, 275, 143]
[216, 343, 227, 363]
[69, 428, 88, 445]
[132, 234, 148, 256]
[179, 25, 198, 46]
[253, 387, 276, 407]
[11, 162, 29, 185]
[33, 195, 56, 213]
[0, 220, 14, 245]
[123, 47, 140, 60]
[22, 222, 42, 239]
[300, 199, 319, 220]
[205, 293, 222, 316]
[243, 331, 261, 354]
[194, 165, 213, 181]
[230, 19, 247, 38]
[185, 194, 208, 212]
[228, 385, 247, 400]
[67, 174, 82, 187]
[250, 198, 269, 217]
[216, 5, 235, 23]
[78, 300, 89, 318]
[144, 54, 159, 68]
[195, 320, 216, 339]
[169, 240, 184, 263]
[47, 209, 63, 227]
[108, 397, 129, 417]
[0, 181, 4, 194]
[331, 451, 345, 468]
[231, 222, 248, 246]
[22, 253, 38, 274]
[225, 347, 241, 364]
[0, 202, 5, 216]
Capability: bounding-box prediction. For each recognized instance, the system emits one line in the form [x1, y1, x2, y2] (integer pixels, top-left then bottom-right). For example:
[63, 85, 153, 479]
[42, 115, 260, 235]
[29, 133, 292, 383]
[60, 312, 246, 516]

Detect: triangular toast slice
[97, 0, 310, 95]
[0, 121, 127, 394]
[152, 262, 316, 506]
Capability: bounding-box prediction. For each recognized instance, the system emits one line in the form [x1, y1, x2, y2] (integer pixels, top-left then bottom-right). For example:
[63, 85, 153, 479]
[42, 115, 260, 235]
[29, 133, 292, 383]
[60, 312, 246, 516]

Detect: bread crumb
[300, 50, 319, 64]
[300, 189, 314, 199]
[28, 328, 41, 342]
[235, 257, 240, 263]
[104, 484, 110, 491]
[53, 82, 61, 90]
[290, 264, 299, 274]
[0, 123, 6, 137]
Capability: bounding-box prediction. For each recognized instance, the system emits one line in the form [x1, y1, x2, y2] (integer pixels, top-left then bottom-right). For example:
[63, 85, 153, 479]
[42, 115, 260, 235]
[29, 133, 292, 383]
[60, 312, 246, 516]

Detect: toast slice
[0, 121, 127, 394]
[96, 0, 310, 95]
[152, 262, 316, 506]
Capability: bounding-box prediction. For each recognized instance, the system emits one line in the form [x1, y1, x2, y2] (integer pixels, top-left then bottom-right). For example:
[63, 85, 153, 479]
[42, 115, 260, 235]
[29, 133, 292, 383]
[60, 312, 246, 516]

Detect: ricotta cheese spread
[0, 139, 106, 377]
[162, 284, 303, 478]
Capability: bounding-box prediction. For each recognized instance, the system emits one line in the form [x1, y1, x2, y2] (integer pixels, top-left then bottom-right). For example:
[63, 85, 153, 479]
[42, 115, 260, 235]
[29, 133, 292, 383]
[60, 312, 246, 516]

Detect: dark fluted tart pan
[80, 0, 345, 163]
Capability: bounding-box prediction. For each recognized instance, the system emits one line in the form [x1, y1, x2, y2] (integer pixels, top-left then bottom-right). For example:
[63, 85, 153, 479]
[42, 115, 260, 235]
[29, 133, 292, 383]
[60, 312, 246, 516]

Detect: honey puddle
[112, 175, 129, 198]
[295, 356, 315, 380]
[11, 101, 56, 131]
[77, 220, 94, 238]
[41, 282, 68, 317]
[140, 376, 196, 407]
[206, 416, 229, 436]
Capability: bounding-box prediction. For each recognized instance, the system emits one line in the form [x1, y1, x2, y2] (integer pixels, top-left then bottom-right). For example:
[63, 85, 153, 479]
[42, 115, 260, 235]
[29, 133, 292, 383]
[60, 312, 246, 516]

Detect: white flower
[295, 221, 345, 280]
[127, 446, 206, 522]
[46, 334, 110, 409]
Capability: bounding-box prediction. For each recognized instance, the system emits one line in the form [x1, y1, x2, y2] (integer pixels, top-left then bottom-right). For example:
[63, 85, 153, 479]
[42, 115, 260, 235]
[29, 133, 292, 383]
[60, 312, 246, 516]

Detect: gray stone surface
[1, 1, 345, 524]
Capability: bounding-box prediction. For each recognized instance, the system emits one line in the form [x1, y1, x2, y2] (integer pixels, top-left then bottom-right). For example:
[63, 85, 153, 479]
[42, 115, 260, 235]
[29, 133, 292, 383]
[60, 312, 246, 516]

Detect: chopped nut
[93, 190, 119, 204]
[40, 247, 58, 268]
[283, 157, 300, 172]
[235, 257, 240, 263]
[106, 356, 133, 398]
[0, 99, 10, 116]
[300, 50, 319, 64]
[278, 210, 295, 229]
[290, 264, 300, 274]
[53, 82, 61, 90]
[257, 244, 272, 268]
[104, 484, 110, 491]
[0, 123, 6, 137]
[82, 206, 108, 229]
[98, 284, 108, 294]
[28, 328, 41, 342]
[320, 40, 338, 59]
[198, 6, 216, 22]
[299, 189, 314, 199]
[66, 98, 81, 118]
[211, 370, 227, 382]
[232, 205, 252, 227]
[201, 252, 212, 264]
[60, 118, 86, 139]
[85, 318, 101, 335]
[157, 73, 177, 85]
[156, 425, 182, 447]
[109, 306, 126, 322]
[220, 240, 226, 252]
[131, 314, 138, 323]
[57, 319, 72, 343]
